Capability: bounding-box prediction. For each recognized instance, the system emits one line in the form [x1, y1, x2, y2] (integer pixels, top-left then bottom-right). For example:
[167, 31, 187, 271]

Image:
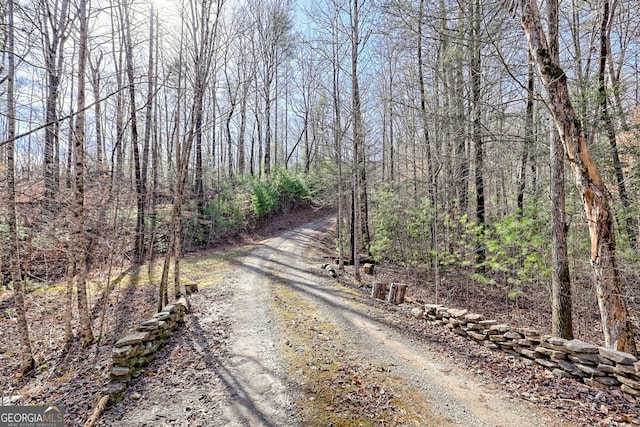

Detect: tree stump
[184, 283, 198, 295]
[363, 263, 374, 275]
[372, 282, 388, 300]
[387, 283, 408, 305]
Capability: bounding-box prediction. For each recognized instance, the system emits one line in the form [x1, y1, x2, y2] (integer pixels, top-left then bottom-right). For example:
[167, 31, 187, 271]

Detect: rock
[112, 345, 137, 361]
[521, 349, 542, 360]
[154, 312, 171, 321]
[489, 324, 510, 333]
[616, 375, 640, 390]
[568, 353, 603, 365]
[411, 307, 425, 319]
[614, 364, 639, 377]
[565, 339, 599, 354]
[483, 341, 499, 349]
[557, 360, 583, 377]
[115, 332, 151, 347]
[593, 376, 620, 386]
[447, 308, 468, 319]
[489, 334, 507, 342]
[535, 358, 558, 369]
[111, 366, 131, 377]
[574, 363, 605, 377]
[424, 304, 445, 315]
[598, 348, 638, 365]
[535, 346, 566, 360]
[136, 318, 160, 332]
[162, 304, 176, 314]
[516, 327, 541, 338]
[504, 331, 523, 340]
[621, 384, 640, 397]
[546, 336, 568, 347]
[464, 313, 484, 322]
[102, 382, 127, 403]
[467, 331, 486, 341]
[597, 364, 617, 374]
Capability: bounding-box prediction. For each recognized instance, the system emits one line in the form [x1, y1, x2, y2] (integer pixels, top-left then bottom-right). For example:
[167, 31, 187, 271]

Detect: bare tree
[39, 0, 71, 208]
[547, 0, 573, 340]
[5, 0, 36, 373]
[72, 0, 94, 347]
[506, 0, 636, 353]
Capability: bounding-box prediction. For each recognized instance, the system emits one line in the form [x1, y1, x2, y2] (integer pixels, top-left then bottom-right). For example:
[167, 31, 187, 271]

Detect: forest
[2, 0, 640, 382]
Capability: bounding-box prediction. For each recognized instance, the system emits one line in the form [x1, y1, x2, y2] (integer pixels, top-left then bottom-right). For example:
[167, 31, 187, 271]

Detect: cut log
[387, 283, 408, 305]
[363, 263, 374, 275]
[372, 282, 388, 300]
[184, 283, 198, 295]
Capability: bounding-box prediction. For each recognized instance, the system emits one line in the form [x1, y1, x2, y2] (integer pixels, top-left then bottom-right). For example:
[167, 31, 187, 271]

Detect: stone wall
[411, 304, 640, 398]
[101, 297, 189, 403]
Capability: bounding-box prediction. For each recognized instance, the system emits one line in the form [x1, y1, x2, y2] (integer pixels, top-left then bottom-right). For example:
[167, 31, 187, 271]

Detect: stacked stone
[414, 302, 640, 398]
[103, 297, 189, 403]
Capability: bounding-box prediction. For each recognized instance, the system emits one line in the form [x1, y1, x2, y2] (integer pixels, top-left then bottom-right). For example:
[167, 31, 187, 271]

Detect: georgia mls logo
[0, 405, 64, 427]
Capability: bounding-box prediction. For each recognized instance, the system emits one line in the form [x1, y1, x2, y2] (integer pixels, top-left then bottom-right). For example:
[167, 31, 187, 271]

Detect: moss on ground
[269, 280, 448, 427]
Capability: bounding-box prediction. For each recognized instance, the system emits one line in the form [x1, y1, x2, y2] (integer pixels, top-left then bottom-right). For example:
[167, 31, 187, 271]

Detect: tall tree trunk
[6, 0, 36, 373]
[597, 0, 636, 249]
[89, 52, 104, 166]
[141, 5, 155, 243]
[546, 0, 573, 340]
[418, 0, 435, 206]
[351, 0, 370, 256]
[42, 0, 70, 208]
[471, 0, 485, 271]
[74, 0, 94, 347]
[238, 79, 249, 175]
[121, 0, 145, 263]
[514, 0, 636, 354]
[517, 55, 534, 215]
[331, 6, 345, 270]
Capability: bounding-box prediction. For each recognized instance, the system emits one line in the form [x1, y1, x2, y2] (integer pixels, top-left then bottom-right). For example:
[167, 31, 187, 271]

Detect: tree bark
[350, 0, 370, 256]
[73, 0, 94, 347]
[596, 0, 636, 249]
[517, 0, 635, 353]
[41, 0, 70, 208]
[121, 0, 145, 263]
[6, 0, 36, 373]
[471, 0, 485, 271]
[545, 0, 574, 340]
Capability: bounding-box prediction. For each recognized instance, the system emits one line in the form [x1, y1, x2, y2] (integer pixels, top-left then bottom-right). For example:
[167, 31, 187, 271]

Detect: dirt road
[98, 216, 558, 426]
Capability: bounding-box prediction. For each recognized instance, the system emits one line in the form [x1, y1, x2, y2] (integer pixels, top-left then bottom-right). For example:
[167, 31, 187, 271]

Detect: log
[372, 282, 388, 300]
[363, 263, 374, 275]
[324, 264, 337, 278]
[387, 283, 408, 305]
[184, 282, 198, 295]
[83, 395, 110, 427]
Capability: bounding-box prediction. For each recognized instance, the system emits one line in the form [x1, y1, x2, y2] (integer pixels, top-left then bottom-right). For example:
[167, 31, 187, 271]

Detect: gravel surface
[97, 216, 560, 426]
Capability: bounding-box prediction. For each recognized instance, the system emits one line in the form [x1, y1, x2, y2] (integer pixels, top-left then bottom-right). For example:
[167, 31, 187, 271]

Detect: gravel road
[97, 216, 559, 427]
